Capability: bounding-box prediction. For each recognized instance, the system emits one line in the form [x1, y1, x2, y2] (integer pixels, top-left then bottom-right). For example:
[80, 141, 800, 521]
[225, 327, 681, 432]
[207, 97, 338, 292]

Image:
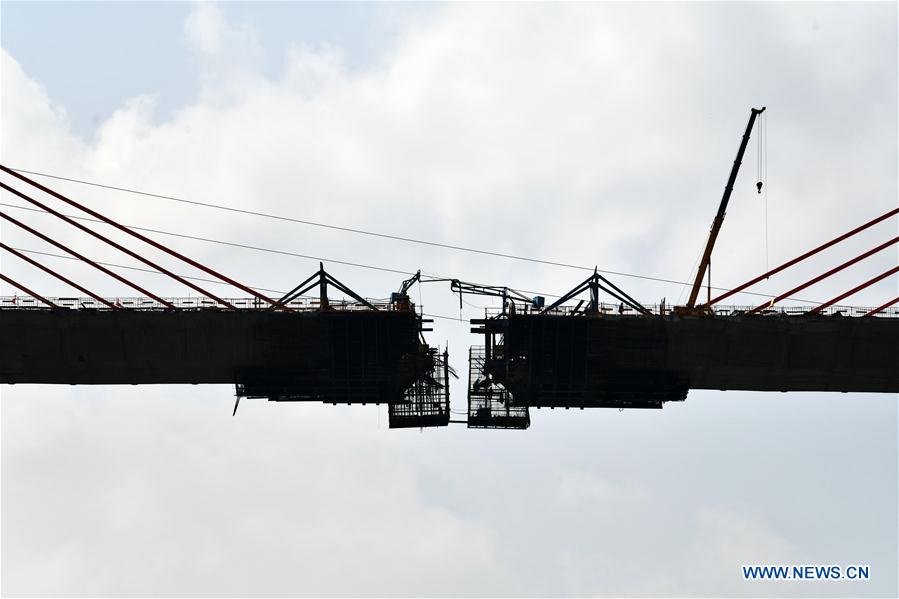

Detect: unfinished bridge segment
[462, 267, 899, 430]
[0, 266, 451, 429]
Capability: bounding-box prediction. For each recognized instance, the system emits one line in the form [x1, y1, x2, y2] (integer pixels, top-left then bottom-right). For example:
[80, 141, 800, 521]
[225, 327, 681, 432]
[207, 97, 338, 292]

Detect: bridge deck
[477, 311, 899, 409]
[0, 304, 429, 408]
[2, 298, 897, 402]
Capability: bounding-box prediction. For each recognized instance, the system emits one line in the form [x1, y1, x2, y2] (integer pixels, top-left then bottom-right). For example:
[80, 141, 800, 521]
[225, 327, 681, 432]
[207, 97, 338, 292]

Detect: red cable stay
[810, 266, 899, 314]
[1, 182, 236, 310]
[747, 236, 898, 314]
[0, 165, 287, 311]
[0, 210, 177, 309]
[0, 273, 59, 308]
[700, 207, 899, 309]
[865, 297, 899, 317]
[0, 242, 119, 310]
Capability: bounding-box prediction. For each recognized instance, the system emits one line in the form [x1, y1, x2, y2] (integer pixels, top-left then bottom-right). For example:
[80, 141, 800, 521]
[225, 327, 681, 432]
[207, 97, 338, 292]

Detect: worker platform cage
[467, 346, 530, 429]
[388, 347, 451, 428]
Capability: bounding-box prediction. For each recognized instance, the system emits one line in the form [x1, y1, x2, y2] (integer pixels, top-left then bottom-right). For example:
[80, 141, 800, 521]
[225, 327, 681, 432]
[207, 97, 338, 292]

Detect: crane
[683, 106, 766, 313]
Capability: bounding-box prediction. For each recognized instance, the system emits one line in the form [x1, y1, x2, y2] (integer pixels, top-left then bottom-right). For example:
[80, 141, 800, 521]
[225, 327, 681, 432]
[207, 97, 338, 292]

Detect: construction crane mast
[686, 106, 766, 310]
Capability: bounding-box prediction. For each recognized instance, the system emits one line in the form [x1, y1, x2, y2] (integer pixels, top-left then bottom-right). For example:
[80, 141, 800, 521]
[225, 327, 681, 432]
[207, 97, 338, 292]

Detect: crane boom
[686, 106, 766, 308]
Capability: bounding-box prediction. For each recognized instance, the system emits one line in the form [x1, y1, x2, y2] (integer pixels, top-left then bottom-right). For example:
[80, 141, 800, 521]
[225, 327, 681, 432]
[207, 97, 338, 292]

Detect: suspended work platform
[467, 346, 530, 429]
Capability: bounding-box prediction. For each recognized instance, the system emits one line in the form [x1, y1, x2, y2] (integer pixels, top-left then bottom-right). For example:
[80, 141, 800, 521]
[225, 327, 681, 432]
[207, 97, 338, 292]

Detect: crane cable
[764, 111, 769, 273]
[756, 110, 769, 273]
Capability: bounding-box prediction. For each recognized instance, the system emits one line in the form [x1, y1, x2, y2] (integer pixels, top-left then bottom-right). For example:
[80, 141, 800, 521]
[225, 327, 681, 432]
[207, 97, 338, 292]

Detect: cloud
[1, 2, 897, 596]
[0, 52, 86, 172]
[184, 3, 264, 95]
[2, 386, 509, 596]
[4, 2, 895, 304]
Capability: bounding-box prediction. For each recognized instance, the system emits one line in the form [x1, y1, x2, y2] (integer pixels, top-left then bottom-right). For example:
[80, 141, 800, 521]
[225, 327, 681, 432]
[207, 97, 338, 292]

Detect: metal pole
[443, 347, 450, 413]
[318, 262, 329, 311]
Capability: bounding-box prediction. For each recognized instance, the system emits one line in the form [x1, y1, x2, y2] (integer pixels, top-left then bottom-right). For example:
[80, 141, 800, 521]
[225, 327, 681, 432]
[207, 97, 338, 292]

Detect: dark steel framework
[467, 346, 530, 429]
[541, 269, 650, 316]
[232, 265, 450, 428]
[460, 272, 686, 418]
[388, 347, 451, 428]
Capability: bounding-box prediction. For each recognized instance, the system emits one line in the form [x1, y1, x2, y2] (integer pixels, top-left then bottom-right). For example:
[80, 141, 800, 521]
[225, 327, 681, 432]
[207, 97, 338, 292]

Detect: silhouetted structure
[460, 268, 899, 428]
[389, 347, 451, 428]
[1, 141, 897, 432]
[467, 346, 530, 429]
[0, 266, 450, 429]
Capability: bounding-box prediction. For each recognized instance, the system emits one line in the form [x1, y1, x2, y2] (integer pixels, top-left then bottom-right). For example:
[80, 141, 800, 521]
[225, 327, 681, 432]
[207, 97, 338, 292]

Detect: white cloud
[184, 3, 228, 56]
[1, 2, 897, 596]
[184, 3, 266, 101]
[0, 52, 86, 171]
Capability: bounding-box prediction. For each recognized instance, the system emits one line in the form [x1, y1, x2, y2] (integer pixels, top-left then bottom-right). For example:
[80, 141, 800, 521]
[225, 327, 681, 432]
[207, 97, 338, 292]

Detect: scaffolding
[467, 346, 529, 429]
[388, 347, 451, 428]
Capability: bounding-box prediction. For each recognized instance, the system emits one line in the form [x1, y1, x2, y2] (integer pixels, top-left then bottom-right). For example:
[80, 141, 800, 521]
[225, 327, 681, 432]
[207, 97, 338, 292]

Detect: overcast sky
[1, 2, 897, 597]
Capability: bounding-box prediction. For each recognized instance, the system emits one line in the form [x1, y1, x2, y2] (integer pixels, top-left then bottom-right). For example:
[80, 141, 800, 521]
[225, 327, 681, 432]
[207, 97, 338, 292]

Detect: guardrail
[2, 296, 896, 318]
[0, 295, 401, 312]
[483, 302, 899, 318]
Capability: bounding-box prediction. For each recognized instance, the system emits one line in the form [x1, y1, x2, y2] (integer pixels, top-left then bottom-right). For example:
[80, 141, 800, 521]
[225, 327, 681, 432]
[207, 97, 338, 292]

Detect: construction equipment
[466, 273, 688, 420]
[449, 279, 538, 315]
[682, 106, 766, 313]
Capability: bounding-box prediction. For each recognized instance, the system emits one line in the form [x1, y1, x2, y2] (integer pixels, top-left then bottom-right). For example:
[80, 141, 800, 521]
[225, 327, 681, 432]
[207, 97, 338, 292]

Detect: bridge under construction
[1, 108, 897, 430]
[3, 294, 896, 432]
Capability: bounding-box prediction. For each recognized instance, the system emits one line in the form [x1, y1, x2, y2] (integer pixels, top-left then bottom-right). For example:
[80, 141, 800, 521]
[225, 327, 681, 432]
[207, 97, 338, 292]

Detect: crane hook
[756, 181, 763, 194]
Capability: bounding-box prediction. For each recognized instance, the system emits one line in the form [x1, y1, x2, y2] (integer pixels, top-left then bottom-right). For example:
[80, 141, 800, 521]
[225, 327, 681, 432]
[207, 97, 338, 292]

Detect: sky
[1, 1, 897, 597]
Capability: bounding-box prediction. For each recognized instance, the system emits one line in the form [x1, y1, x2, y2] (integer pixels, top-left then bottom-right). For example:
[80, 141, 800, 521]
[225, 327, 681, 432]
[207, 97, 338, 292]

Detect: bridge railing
[482, 302, 899, 318]
[0, 295, 402, 313]
[2, 296, 897, 318]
